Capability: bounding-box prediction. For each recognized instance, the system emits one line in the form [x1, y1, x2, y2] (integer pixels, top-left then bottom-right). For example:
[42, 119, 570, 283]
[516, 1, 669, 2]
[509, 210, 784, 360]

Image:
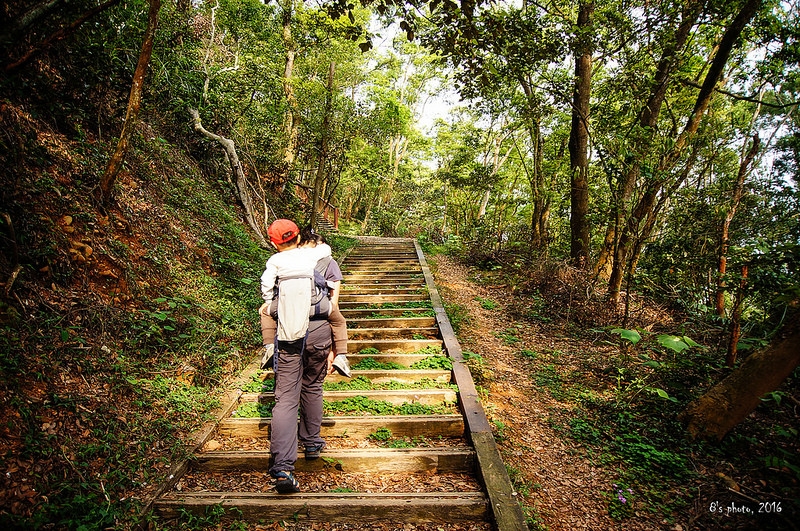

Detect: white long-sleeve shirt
[260, 243, 332, 304]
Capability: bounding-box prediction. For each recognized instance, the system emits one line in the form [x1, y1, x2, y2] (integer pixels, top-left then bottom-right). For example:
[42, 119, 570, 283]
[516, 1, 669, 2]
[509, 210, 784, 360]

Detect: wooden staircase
[314, 213, 337, 233]
[148, 238, 525, 530]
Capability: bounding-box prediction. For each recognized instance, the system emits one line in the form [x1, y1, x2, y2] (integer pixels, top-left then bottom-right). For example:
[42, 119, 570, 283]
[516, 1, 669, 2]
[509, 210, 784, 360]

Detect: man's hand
[326, 351, 335, 375]
[258, 302, 270, 316]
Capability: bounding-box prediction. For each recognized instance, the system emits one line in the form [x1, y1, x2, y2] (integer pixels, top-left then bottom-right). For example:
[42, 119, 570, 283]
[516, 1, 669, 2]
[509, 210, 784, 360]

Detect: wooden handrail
[294, 184, 339, 229]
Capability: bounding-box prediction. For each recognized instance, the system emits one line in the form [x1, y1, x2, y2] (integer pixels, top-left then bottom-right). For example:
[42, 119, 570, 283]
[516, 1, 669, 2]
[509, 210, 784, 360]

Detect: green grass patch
[367, 427, 438, 448]
[323, 376, 457, 392]
[231, 401, 274, 418]
[240, 373, 275, 392]
[323, 396, 455, 416]
[351, 357, 406, 370]
[410, 356, 453, 370]
[475, 296, 499, 310]
[444, 300, 471, 333]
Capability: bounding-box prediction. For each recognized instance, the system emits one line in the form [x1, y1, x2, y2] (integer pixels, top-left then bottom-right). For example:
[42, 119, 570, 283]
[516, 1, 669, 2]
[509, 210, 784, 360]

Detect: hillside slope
[0, 102, 272, 528]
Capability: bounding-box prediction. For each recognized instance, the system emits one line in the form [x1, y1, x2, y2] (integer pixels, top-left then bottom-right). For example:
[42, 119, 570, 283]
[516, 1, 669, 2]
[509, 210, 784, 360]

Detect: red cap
[268, 219, 300, 245]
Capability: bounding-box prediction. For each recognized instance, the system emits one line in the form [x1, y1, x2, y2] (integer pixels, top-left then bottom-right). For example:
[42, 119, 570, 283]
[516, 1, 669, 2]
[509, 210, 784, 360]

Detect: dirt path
[432, 255, 667, 531]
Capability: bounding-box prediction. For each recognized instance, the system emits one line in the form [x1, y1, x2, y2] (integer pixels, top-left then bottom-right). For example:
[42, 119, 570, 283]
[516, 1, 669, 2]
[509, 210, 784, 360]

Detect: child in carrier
[259, 219, 351, 377]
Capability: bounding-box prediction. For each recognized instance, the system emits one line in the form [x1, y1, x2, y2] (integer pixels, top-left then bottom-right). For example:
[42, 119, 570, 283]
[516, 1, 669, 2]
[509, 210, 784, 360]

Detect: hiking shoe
[261, 344, 274, 370]
[271, 470, 300, 494]
[332, 354, 351, 377]
[304, 443, 325, 459]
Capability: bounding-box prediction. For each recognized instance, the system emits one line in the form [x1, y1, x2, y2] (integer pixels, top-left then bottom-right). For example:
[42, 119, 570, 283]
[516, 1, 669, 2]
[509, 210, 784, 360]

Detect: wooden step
[348, 327, 439, 340]
[243, 388, 458, 406]
[341, 294, 428, 304]
[325, 369, 451, 384]
[346, 256, 418, 262]
[193, 447, 474, 473]
[154, 491, 489, 524]
[347, 339, 442, 352]
[217, 414, 465, 438]
[340, 308, 435, 319]
[342, 286, 425, 294]
[260, 368, 451, 384]
[343, 274, 424, 282]
[345, 260, 421, 267]
[343, 266, 422, 273]
[344, 270, 423, 276]
[342, 353, 444, 366]
[348, 317, 437, 328]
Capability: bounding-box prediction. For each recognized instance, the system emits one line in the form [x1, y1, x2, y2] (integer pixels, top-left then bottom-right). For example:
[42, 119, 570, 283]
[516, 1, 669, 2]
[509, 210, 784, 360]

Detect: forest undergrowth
[0, 100, 798, 530]
[425, 244, 800, 531]
[0, 103, 300, 529]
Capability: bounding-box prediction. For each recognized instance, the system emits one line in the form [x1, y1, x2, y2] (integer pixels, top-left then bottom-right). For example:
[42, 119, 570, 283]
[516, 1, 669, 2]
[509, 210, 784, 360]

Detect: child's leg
[328, 305, 348, 355]
[259, 302, 277, 346]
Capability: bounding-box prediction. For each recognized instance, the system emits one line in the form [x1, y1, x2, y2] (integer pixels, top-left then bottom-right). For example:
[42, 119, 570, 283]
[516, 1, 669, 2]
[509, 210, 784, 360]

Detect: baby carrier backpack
[273, 256, 332, 343]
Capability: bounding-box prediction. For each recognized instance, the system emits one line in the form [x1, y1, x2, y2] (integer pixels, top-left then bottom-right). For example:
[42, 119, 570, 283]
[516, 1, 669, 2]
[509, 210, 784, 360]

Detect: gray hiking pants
[269, 338, 330, 475]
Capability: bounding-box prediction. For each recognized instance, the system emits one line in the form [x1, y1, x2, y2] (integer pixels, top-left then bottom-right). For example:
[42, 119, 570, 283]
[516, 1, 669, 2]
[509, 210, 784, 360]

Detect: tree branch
[679, 78, 798, 109]
[4, 0, 122, 73]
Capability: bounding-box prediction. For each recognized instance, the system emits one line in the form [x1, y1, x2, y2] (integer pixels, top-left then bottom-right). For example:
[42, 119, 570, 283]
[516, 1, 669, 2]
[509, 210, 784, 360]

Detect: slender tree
[311, 62, 336, 227]
[98, 0, 161, 203]
[606, 0, 765, 302]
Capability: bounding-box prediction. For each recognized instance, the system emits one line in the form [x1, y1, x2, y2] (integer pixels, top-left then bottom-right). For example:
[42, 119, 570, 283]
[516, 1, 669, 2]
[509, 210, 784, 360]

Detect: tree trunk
[188, 108, 269, 247]
[726, 265, 748, 367]
[594, 1, 703, 280]
[627, 151, 700, 280]
[97, 0, 160, 203]
[478, 190, 491, 219]
[681, 310, 800, 440]
[311, 62, 335, 228]
[716, 134, 760, 316]
[361, 203, 372, 233]
[279, 0, 299, 186]
[479, 130, 513, 220]
[521, 111, 549, 249]
[607, 0, 763, 302]
[568, 1, 593, 269]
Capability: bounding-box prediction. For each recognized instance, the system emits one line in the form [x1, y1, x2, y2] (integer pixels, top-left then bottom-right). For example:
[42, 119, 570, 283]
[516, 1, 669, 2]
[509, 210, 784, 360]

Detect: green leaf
[651, 387, 678, 402]
[657, 335, 690, 353]
[642, 360, 662, 369]
[681, 336, 702, 348]
[610, 328, 641, 345]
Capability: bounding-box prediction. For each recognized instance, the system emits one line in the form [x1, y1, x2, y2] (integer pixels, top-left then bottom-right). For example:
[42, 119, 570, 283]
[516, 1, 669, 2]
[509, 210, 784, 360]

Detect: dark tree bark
[681, 310, 800, 440]
[518, 79, 550, 249]
[568, 1, 593, 268]
[98, 0, 160, 203]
